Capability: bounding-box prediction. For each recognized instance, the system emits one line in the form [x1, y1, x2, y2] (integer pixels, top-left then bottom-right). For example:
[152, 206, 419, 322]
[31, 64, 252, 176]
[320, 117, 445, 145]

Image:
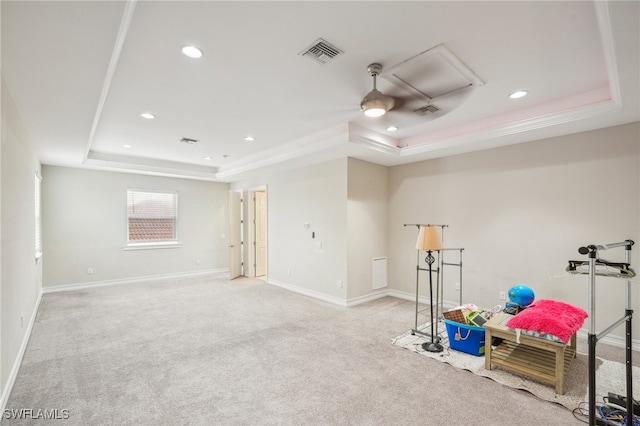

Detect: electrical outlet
[87, 268, 94, 275]
[455, 283, 460, 291]
[196, 259, 201, 265]
[287, 269, 292, 276]
[499, 291, 506, 300]
[337, 280, 343, 289]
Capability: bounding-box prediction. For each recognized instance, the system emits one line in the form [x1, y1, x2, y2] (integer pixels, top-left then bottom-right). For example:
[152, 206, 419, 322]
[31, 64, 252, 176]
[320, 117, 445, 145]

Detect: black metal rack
[567, 239, 635, 426]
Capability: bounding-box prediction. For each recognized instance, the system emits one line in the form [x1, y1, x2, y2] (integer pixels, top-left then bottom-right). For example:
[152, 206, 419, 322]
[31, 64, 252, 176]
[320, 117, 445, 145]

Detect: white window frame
[35, 172, 43, 262]
[124, 188, 181, 250]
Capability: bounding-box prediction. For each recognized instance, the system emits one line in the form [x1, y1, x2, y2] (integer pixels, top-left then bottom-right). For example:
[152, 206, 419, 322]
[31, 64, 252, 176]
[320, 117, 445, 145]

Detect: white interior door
[228, 191, 242, 279]
[255, 190, 267, 277]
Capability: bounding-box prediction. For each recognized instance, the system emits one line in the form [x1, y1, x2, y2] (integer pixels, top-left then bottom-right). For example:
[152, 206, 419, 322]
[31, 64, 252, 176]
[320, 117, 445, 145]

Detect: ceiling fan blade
[295, 106, 360, 122]
[389, 96, 406, 110]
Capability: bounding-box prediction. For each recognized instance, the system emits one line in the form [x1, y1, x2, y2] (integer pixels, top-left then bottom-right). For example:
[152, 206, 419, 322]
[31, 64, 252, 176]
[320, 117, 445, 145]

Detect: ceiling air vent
[180, 137, 199, 144]
[299, 38, 344, 65]
[413, 104, 440, 116]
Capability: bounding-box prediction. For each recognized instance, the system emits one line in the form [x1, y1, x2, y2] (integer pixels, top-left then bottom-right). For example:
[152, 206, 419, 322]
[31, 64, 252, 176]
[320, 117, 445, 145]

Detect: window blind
[127, 189, 177, 242]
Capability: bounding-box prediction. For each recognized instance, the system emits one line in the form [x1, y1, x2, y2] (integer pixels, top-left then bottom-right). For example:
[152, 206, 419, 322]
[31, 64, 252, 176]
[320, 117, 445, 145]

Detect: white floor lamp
[415, 225, 444, 353]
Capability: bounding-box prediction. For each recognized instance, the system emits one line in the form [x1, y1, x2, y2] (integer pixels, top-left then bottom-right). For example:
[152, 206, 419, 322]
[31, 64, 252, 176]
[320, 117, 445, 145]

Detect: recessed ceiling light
[181, 45, 203, 59]
[204, 156, 213, 160]
[386, 125, 399, 132]
[140, 113, 156, 119]
[243, 136, 255, 142]
[122, 144, 133, 149]
[509, 90, 528, 99]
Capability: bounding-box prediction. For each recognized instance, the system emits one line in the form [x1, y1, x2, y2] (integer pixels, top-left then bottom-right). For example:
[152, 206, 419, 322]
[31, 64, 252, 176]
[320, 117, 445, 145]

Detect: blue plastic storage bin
[444, 319, 486, 356]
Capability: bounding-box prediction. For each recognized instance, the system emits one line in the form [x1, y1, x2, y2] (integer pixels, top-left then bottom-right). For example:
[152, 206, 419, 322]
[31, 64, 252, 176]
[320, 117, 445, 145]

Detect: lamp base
[422, 342, 444, 353]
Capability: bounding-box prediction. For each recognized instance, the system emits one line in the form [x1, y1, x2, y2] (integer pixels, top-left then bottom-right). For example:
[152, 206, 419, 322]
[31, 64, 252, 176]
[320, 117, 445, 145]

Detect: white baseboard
[0, 290, 43, 416]
[346, 289, 390, 307]
[267, 279, 348, 306]
[576, 329, 640, 352]
[267, 279, 396, 307]
[386, 289, 458, 310]
[42, 268, 229, 293]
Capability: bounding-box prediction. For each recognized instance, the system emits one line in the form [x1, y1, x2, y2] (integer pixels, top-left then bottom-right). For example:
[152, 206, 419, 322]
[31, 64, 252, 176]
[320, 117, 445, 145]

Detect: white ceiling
[2, 1, 639, 182]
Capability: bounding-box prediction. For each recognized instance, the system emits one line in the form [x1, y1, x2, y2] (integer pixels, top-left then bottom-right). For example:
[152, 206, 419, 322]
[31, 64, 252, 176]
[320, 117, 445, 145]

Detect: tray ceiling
[1, 1, 638, 181]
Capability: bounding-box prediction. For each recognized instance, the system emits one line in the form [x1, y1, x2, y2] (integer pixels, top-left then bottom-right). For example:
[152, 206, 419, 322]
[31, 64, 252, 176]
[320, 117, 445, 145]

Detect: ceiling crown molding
[82, 0, 138, 164]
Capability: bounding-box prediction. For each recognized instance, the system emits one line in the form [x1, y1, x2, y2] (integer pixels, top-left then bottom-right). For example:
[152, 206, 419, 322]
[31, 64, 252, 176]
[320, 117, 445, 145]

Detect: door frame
[246, 185, 268, 278]
[228, 189, 244, 279]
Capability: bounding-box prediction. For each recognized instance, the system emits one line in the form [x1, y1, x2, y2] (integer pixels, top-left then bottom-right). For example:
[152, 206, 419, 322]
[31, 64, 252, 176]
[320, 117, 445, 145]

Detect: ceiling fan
[300, 60, 464, 123]
[360, 60, 475, 119]
[360, 63, 396, 117]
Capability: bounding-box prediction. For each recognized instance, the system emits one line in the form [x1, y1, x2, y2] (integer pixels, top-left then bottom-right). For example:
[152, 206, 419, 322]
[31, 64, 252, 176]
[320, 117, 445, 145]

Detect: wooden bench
[484, 312, 576, 394]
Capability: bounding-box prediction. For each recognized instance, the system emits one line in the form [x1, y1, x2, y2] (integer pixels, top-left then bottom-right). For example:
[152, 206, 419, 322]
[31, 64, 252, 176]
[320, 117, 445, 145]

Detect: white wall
[42, 166, 230, 287]
[1, 79, 42, 400]
[347, 158, 388, 301]
[231, 157, 389, 304]
[232, 159, 349, 302]
[388, 122, 640, 340]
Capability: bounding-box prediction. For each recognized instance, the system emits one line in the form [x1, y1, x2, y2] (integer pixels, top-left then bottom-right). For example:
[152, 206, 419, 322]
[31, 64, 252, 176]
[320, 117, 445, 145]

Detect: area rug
[392, 324, 640, 411]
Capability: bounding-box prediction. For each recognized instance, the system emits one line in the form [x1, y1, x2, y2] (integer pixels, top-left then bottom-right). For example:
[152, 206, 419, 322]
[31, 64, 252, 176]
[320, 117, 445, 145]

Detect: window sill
[123, 241, 182, 251]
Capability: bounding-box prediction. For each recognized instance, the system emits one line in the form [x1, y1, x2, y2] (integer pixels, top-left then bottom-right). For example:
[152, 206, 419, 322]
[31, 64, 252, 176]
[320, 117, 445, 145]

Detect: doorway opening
[229, 187, 267, 279]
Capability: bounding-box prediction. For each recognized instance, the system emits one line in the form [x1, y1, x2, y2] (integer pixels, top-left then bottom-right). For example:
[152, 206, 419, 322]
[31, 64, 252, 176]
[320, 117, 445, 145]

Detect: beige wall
[232, 159, 349, 302]
[388, 122, 640, 339]
[347, 158, 388, 301]
[232, 157, 391, 304]
[267, 159, 349, 300]
[42, 166, 230, 287]
[1, 79, 42, 396]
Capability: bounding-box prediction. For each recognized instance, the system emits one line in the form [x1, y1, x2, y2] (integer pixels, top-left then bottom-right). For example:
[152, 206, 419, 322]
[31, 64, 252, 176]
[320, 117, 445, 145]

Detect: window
[126, 189, 178, 248]
[35, 172, 42, 261]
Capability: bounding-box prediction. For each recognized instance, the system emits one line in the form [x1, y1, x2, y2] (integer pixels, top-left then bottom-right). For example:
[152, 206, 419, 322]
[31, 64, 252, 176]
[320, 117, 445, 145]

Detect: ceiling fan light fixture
[361, 63, 395, 117]
[363, 106, 386, 118]
[361, 89, 394, 117]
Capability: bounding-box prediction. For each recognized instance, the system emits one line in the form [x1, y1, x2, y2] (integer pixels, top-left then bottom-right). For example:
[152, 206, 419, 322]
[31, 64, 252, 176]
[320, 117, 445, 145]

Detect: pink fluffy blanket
[505, 299, 588, 343]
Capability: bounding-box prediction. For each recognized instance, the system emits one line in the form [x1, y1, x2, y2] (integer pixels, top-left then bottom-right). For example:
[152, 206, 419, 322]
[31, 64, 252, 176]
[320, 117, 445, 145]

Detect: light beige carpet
[392, 323, 640, 411]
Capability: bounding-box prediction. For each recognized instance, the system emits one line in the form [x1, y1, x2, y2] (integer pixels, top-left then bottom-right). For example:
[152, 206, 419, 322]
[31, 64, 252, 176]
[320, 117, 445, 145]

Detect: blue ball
[508, 285, 535, 306]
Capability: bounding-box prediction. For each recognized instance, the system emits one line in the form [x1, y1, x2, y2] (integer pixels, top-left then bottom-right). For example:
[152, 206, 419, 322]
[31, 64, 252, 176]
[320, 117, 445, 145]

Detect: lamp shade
[415, 226, 443, 251]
